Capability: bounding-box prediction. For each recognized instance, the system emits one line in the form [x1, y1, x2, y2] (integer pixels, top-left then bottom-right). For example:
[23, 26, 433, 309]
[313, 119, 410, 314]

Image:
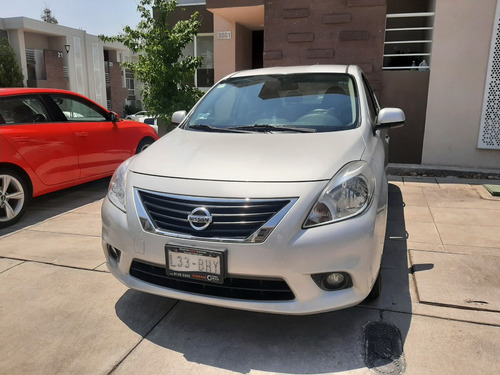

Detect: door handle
[75, 132, 89, 137]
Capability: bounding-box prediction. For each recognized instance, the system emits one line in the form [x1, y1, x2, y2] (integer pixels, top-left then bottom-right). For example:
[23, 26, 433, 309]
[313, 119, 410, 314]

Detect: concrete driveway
[1, 176, 499, 375]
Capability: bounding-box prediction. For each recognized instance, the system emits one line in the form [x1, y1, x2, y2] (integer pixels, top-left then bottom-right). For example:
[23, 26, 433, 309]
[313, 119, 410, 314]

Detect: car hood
[131, 128, 366, 182]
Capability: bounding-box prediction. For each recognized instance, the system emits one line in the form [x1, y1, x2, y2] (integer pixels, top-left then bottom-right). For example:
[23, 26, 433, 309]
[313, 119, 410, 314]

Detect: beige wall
[422, 0, 500, 169]
[7, 29, 27, 83]
[212, 9, 258, 81]
[213, 14, 236, 81]
[24, 32, 50, 49]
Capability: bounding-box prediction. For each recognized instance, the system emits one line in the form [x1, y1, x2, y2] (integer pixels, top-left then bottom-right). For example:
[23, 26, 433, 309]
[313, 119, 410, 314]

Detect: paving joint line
[0, 259, 27, 274]
[408, 248, 500, 256]
[407, 251, 422, 304]
[0, 256, 108, 273]
[107, 300, 179, 375]
[419, 301, 500, 315]
[378, 308, 500, 328]
[23, 228, 101, 238]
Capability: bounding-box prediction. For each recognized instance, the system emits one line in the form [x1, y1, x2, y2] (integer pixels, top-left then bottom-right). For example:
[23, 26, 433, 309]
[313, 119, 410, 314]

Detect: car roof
[0, 87, 81, 97]
[228, 65, 358, 79]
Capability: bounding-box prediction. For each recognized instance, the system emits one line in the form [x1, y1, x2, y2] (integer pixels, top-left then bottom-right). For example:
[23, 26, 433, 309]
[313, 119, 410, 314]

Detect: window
[0, 96, 50, 125]
[126, 78, 135, 90]
[384, 0, 435, 70]
[187, 73, 359, 132]
[362, 75, 380, 120]
[184, 34, 214, 88]
[50, 95, 107, 122]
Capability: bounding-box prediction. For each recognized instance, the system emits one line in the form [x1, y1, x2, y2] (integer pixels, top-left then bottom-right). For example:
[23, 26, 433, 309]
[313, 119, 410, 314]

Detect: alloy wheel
[0, 172, 27, 226]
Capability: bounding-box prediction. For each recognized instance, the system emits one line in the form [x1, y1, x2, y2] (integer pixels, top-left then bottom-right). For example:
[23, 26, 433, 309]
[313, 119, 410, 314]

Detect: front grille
[130, 260, 295, 301]
[136, 189, 293, 241]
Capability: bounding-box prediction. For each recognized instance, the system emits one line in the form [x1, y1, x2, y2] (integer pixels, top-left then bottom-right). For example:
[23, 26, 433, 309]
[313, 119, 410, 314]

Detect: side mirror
[110, 112, 120, 123]
[375, 108, 405, 132]
[171, 110, 187, 127]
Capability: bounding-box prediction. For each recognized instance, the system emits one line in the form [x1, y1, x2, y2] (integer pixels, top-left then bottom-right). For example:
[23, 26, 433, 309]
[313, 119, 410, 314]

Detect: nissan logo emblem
[187, 207, 213, 231]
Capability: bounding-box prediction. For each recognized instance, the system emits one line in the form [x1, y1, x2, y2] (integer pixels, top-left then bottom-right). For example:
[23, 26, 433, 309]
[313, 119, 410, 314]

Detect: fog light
[311, 272, 352, 291]
[325, 273, 346, 289]
[107, 244, 121, 262]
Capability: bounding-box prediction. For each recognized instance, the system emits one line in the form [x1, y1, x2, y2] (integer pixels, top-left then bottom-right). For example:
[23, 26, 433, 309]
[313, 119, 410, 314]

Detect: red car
[0, 88, 159, 228]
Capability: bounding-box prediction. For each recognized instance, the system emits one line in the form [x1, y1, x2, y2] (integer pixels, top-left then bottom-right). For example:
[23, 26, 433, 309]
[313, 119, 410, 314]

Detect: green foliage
[0, 39, 24, 87]
[41, 7, 58, 24]
[99, 0, 203, 121]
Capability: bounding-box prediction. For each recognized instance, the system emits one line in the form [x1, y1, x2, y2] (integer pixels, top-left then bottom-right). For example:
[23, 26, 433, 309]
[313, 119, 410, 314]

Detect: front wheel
[0, 169, 30, 228]
[135, 137, 155, 154]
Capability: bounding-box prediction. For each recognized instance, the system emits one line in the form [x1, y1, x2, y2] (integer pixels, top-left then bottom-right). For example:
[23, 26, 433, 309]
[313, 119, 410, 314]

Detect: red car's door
[0, 95, 80, 185]
[48, 94, 132, 178]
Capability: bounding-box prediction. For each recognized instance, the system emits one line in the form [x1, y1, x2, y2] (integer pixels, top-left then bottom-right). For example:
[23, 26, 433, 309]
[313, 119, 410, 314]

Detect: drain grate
[364, 321, 406, 375]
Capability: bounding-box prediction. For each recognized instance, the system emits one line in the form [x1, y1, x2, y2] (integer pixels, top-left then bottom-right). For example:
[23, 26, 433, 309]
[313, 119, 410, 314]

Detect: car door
[0, 95, 80, 185]
[48, 94, 132, 178]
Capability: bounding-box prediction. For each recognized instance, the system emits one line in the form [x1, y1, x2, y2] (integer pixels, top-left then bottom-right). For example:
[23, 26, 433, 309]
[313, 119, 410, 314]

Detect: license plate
[166, 246, 225, 284]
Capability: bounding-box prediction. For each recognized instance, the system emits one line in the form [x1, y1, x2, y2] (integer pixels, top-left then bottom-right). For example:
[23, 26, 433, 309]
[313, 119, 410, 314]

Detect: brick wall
[108, 62, 128, 117]
[264, 0, 387, 91]
[35, 50, 68, 90]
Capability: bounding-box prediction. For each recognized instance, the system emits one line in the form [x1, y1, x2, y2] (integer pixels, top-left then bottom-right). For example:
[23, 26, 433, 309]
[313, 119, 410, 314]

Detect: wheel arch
[0, 163, 34, 199]
[135, 136, 156, 154]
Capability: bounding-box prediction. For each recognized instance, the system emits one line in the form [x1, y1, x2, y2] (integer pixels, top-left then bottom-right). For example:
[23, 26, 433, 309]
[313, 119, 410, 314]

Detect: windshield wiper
[188, 124, 248, 133]
[230, 124, 317, 133]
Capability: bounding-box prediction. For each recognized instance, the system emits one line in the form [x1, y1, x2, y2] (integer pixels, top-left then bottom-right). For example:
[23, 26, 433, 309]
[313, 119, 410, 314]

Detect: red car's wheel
[136, 137, 155, 154]
[0, 168, 30, 228]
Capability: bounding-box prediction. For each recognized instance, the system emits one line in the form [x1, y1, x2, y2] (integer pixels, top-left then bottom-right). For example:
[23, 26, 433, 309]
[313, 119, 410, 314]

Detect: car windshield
[186, 73, 359, 133]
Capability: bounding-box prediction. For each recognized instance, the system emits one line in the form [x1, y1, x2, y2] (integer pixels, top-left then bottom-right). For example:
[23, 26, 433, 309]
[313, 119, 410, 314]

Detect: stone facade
[263, 0, 386, 91]
[27, 49, 68, 90]
[42, 50, 68, 90]
[108, 61, 128, 118]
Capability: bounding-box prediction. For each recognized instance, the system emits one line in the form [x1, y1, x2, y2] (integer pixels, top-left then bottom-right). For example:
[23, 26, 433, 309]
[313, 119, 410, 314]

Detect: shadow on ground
[0, 177, 110, 237]
[113, 183, 413, 374]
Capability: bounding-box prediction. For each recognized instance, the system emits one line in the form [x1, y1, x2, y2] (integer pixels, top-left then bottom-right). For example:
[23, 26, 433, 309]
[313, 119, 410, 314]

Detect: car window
[0, 96, 51, 125]
[362, 74, 380, 120]
[186, 73, 359, 133]
[50, 95, 107, 122]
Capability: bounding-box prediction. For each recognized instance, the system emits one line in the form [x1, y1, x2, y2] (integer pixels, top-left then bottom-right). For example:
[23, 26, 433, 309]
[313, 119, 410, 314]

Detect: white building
[0, 17, 142, 117]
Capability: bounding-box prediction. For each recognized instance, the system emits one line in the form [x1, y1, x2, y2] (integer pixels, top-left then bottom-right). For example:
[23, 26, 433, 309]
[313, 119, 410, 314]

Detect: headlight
[108, 158, 133, 212]
[303, 161, 376, 228]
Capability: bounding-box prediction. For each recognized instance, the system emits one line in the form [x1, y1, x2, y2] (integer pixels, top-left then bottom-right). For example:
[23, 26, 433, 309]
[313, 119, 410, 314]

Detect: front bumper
[101, 174, 387, 315]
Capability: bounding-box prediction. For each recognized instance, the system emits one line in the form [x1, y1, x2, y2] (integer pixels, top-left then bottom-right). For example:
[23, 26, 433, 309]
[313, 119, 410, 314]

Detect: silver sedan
[101, 65, 405, 315]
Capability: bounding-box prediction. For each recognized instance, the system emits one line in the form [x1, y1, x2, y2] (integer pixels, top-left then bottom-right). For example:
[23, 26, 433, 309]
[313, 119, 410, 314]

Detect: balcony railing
[25, 49, 36, 63]
[383, 12, 435, 70]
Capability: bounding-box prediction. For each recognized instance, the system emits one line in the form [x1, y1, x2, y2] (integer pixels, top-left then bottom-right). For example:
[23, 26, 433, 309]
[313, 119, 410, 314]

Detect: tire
[0, 168, 30, 228]
[136, 137, 155, 154]
[366, 270, 382, 300]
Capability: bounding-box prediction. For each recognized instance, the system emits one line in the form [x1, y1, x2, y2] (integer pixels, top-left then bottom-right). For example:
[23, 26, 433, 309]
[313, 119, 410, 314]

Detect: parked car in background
[0, 88, 159, 228]
[126, 111, 158, 134]
[101, 65, 405, 315]
[141, 117, 158, 134]
[125, 110, 148, 121]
